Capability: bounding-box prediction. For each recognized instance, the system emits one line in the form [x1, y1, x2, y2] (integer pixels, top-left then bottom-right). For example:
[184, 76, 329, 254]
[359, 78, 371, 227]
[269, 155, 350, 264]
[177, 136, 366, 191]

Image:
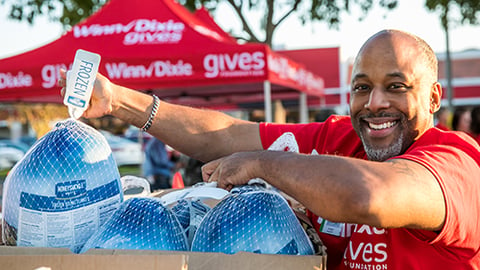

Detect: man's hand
[58, 68, 115, 119]
[201, 151, 266, 191]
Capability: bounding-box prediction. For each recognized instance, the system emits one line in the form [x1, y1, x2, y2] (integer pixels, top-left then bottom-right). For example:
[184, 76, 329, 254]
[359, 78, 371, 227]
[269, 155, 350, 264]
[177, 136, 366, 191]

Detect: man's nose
[364, 88, 390, 112]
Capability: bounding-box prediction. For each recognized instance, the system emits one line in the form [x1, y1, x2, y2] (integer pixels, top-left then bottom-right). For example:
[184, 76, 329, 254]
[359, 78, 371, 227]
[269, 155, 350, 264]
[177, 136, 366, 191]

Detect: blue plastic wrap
[191, 184, 314, 255]
[80, 197, 188, 253]
[2, 119, 123, 253]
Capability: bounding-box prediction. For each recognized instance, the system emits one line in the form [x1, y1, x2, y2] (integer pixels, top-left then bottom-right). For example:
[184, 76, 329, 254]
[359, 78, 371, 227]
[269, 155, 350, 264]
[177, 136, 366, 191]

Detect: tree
[1, 0, 108, 26]
[183, 0, 399, 46]
[1, 0, 398, 47]
[425, 0, 480, 112]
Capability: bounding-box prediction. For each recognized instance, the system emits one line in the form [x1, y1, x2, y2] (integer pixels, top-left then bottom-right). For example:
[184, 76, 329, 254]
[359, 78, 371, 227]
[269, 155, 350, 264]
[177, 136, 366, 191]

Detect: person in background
[314, 108, 337, 122]
[452, 106, 472, 134]
[142, 138, 175, 190]
[59, 29, 480, 269]
[470, 106, 480, 145]
[182, 157, 204, 186]
[434, 106, 450, 131]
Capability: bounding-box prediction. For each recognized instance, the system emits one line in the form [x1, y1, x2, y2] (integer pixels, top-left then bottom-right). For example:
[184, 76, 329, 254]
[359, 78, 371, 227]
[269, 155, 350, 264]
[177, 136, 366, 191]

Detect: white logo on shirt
[343, 225, 388, 269]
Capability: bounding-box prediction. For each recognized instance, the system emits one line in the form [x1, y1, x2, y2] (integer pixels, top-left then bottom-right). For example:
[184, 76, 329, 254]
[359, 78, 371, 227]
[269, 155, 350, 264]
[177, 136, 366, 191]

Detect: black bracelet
[141, 95, 160, 132]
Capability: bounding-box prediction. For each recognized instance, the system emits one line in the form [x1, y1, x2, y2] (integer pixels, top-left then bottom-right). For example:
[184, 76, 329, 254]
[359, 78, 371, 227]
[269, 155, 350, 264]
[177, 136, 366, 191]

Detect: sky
[0, 0, 479, 61]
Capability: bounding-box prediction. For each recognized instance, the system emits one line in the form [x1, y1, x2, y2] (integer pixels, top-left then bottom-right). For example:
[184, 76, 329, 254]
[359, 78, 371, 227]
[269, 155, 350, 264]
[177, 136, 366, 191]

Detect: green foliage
[425, 0, 480, 27]
[118, 165, 142, 177]
[2, 0, 108, 28]
[178, 0, 399, 45]
[2, 0, 477, 46]
[0, 168, 8, 181]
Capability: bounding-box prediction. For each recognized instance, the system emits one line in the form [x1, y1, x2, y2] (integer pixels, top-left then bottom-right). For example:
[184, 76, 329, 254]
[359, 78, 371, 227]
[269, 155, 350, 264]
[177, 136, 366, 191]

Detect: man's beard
[361, 132, 405, 161]
[353, 112, 412, 161]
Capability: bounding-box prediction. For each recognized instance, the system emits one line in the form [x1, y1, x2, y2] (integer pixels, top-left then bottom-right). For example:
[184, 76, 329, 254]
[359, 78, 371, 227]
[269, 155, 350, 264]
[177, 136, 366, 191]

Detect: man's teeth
[369, 121, 396, 130]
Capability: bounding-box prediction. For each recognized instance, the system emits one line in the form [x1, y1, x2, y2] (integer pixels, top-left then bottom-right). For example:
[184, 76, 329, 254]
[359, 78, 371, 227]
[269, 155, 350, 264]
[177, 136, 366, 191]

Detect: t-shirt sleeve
[259, 115, 364, 156]
[398, 141, 480, 259]
[259, 122, 321, 152]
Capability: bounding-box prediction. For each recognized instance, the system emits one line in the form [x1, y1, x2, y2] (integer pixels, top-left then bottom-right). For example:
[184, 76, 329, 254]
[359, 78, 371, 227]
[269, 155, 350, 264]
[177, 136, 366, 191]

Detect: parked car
[19, 136, 38, 147]
[100, 131, 144, 166]
[0, 140, 30, 170]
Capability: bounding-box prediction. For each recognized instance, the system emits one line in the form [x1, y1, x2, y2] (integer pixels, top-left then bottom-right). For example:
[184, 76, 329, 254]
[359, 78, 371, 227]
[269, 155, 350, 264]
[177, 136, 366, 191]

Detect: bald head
[349, 30, 443, 160]
[354, 30, 438, 83]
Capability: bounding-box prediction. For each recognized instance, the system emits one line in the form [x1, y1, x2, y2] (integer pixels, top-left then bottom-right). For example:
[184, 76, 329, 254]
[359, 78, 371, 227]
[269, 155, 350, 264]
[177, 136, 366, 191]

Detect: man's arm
[111, 84, 262, 162]
[203, 151, 446, 231]
[59, 70, 263, 162]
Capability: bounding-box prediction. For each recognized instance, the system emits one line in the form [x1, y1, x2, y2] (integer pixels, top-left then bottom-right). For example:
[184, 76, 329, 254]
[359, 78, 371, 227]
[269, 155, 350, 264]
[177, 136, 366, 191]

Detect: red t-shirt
[260, 115, 480, 270]
[435, 123, 450, 131]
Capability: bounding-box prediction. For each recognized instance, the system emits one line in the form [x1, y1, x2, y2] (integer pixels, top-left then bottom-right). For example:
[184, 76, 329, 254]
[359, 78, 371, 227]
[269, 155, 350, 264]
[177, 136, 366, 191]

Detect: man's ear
[430, 82, 443, 114]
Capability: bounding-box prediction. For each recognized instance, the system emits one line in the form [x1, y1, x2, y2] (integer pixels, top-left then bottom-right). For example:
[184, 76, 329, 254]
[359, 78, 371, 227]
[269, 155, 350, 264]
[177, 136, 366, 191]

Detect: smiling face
[350, 30, 442, 161]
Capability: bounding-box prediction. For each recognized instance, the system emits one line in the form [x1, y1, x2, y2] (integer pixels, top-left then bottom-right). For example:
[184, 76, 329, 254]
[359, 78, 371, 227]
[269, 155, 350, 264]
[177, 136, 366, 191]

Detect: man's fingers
[200, 155, 250, 191]
[201, 160, 219, 183]
[58, 68, 67, 87]
[201, 159, 232, 191]
[201, 164, 211, 182]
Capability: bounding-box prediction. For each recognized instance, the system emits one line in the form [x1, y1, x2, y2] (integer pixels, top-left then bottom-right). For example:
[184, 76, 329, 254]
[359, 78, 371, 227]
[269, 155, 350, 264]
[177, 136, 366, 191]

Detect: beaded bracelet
[141, 95, 160, 132]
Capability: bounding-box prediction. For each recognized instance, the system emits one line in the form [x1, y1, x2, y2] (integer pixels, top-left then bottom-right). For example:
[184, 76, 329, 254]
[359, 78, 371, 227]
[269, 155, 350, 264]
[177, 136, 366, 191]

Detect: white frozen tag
[63, 49, 101, 119]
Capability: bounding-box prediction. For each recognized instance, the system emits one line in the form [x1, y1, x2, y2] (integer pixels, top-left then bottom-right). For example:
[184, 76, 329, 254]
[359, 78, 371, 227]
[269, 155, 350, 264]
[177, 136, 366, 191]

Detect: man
[143, 137, 174, 190]
[60, 30, 480, 269]
[452, 106, 473, 134]
[471, 106, 480, 145]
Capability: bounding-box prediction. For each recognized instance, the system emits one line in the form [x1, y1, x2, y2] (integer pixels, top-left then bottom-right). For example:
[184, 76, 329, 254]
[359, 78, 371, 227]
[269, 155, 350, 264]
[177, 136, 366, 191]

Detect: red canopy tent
[0, 0, 324, 122]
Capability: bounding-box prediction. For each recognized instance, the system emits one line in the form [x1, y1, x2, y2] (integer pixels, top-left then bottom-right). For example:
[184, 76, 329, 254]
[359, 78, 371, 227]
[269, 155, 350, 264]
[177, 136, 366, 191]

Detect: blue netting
[191, 185, 314, 255]
[80, 197, 188, 253]
[2, 119, 123, 253]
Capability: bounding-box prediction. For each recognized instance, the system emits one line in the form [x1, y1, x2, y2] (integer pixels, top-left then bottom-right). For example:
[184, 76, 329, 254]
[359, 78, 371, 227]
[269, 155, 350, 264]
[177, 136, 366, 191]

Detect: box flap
[1, 247, 325, 270]
[187, 251, 324, 270]
[0, 254, 187, 270]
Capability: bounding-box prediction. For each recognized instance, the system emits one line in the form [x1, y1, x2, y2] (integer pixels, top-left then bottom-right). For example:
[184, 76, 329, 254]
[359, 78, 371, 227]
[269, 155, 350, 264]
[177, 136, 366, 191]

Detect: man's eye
[352, 85, 370, 93]
[388, 83, 409, 90]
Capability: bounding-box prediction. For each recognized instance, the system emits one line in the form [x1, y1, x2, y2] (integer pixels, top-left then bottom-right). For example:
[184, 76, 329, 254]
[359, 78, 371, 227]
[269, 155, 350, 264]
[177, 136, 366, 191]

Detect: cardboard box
[0, 181, 326, 269]
[0, 246, 325, 270]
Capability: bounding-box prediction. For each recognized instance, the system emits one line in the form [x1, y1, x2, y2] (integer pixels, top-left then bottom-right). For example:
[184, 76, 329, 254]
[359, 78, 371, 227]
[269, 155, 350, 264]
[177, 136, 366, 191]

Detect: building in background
[437, 49, 480, 107]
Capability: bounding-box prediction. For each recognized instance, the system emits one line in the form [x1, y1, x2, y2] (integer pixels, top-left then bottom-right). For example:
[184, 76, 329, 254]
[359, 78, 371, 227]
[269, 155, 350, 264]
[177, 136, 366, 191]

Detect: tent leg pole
[299, 93, 308, 123]
[264, 80, 272, 122]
